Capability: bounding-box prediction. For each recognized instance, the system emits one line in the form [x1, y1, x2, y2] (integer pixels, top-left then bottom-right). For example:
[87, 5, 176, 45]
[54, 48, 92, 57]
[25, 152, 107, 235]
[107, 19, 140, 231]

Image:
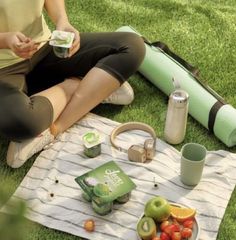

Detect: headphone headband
[110, 122, 156, 151]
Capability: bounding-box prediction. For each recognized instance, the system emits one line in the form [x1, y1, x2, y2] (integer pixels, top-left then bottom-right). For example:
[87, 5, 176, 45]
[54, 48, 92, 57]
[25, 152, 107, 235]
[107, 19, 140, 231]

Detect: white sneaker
[102, 81, 134, 105]
[7, 129, 55, 168]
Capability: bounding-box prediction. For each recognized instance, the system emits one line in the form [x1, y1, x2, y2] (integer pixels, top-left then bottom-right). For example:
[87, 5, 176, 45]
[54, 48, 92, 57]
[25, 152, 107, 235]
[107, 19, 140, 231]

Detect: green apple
[144, 196, 171, 222]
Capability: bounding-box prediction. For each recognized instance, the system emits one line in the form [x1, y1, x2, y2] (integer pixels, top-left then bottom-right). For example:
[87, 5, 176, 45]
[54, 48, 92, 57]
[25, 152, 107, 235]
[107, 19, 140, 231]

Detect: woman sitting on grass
[0, 0, 145, 168]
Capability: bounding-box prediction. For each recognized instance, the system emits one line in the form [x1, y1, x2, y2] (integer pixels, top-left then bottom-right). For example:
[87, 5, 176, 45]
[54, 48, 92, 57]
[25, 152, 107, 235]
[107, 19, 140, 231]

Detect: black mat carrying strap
[141, 36, 199, 77]
[153, 41, 200, 78]
[208, 101, 225, 132]
[141, 36, 226, 132]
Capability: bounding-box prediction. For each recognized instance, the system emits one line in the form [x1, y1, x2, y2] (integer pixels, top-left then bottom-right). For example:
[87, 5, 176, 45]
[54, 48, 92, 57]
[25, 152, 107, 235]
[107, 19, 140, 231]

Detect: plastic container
[49, 30, 75, 58]
[82, 130, 102, 158]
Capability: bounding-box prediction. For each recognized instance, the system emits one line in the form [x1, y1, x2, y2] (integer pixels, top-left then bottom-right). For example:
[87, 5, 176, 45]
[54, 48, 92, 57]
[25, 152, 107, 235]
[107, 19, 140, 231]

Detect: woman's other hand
[6, 32, 39, 59]
[56, 22, 80, 57]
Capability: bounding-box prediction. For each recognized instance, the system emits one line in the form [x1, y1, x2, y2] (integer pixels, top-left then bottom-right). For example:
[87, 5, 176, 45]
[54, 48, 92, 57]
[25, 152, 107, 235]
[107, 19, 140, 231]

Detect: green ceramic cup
[180, 143, 207, 186]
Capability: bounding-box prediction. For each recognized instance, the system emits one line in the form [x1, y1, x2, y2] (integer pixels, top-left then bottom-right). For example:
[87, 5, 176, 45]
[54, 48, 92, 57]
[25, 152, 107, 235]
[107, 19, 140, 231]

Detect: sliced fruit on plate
[170, 205, 196, 222]
[137, 216, 157, 240]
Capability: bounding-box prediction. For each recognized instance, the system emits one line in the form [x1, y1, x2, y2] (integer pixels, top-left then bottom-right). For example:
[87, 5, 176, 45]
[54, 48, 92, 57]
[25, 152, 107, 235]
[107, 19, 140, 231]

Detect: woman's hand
[44, 0, 80, 57]
[56, 21, 80, 57]
[5, 32, 39, 59]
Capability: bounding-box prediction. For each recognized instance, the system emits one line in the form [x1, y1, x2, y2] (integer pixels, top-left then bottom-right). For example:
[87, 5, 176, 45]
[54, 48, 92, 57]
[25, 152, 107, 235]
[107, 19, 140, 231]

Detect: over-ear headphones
[110, 122, 156, 163]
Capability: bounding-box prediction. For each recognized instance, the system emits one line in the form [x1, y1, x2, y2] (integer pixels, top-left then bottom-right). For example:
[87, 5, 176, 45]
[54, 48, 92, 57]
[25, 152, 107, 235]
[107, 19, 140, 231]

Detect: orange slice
[170, 205, 196, 222]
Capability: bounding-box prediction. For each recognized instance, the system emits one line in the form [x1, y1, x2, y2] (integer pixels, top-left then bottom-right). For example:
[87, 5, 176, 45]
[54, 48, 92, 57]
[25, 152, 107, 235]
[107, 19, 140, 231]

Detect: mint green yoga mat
[116, 26, 236, 147]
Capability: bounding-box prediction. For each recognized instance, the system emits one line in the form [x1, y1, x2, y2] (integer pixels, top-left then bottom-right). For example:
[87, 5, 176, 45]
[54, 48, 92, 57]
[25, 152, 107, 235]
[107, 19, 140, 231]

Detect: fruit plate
[136, 202, 200, 240]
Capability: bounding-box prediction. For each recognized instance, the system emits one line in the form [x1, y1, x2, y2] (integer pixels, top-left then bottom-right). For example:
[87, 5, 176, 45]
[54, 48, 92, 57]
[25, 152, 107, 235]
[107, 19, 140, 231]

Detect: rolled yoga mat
[116, 26, 236, 147]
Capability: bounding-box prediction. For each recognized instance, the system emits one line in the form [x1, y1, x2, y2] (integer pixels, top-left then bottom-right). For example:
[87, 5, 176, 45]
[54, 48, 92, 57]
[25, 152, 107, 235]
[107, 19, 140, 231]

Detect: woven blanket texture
[5, 113, 236, 240]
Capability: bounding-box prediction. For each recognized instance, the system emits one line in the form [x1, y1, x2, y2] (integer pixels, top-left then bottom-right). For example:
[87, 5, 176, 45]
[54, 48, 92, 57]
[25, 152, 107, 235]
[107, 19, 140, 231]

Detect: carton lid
[82, 130, 103, 148]
[49, 30, 75, 48]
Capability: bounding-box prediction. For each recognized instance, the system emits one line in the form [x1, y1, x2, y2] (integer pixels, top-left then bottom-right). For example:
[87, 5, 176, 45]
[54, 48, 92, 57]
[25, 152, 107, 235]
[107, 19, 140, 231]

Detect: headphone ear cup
[144, 139, 155, 160]
[128, 145, 146, 163]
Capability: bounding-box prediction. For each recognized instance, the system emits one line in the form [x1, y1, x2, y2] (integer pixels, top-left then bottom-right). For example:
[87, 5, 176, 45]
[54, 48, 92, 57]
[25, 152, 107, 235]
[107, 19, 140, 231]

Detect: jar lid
[82, 130, 103, 148]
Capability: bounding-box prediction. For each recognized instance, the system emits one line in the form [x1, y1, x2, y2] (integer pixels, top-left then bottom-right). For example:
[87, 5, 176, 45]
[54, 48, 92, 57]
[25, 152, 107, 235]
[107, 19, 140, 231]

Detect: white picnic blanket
[6, 113, 236, 240]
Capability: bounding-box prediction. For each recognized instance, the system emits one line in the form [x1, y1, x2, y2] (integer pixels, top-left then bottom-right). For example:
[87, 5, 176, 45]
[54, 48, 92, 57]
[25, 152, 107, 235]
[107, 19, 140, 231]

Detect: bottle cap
[170, 89, 189, 107]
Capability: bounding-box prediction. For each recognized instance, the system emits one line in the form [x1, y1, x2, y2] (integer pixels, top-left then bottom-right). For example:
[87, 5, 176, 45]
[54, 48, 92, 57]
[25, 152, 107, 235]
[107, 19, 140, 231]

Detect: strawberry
[171, 232, 182, 240]
[182, 219, 194, 229]
[164, 224, 180, 236]
[160, 220, 170, 231]
[160, 232, 171, 240]
[152, 237, 161, 240]
[181, 228, 192, 238]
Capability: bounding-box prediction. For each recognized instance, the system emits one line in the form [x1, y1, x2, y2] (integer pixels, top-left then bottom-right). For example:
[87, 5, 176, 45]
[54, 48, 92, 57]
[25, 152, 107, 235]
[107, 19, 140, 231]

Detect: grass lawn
[1, 0, 236, 239]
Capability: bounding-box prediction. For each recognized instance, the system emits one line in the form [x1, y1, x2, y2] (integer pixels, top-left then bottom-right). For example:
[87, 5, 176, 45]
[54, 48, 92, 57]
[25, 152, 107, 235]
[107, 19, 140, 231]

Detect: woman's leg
[33, 78, 81, 122]
[6, 72, 120, 168]
[6, 78, 81, 168]
[7, 32, 146, 168]
[53, 67, 120, 135]
[49, 32, 146, 134]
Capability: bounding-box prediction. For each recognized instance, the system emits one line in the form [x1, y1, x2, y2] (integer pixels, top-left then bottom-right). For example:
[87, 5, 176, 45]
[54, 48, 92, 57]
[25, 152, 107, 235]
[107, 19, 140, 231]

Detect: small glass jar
[82, 130, 103, 158]
[49, 30, 75, 58]
[53, 46, 70, 58]
[92, 183, 112, 215]
[84, 144, 101, 158]
[115, 192, 131, 204]
[92, 200, 113, 215]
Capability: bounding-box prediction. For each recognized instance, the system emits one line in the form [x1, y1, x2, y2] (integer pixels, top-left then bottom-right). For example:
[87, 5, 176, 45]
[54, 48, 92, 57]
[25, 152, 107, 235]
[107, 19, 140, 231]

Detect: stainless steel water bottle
[164, 89, 189, 144]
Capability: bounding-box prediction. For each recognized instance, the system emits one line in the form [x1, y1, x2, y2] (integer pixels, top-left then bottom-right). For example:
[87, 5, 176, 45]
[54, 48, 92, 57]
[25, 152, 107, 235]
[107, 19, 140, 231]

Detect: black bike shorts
[0, 32, 145, 141]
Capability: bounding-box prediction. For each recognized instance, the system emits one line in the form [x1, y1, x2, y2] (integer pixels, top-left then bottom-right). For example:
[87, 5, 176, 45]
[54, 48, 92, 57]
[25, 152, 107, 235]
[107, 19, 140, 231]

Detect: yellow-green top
[0, 0, 51, 69]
